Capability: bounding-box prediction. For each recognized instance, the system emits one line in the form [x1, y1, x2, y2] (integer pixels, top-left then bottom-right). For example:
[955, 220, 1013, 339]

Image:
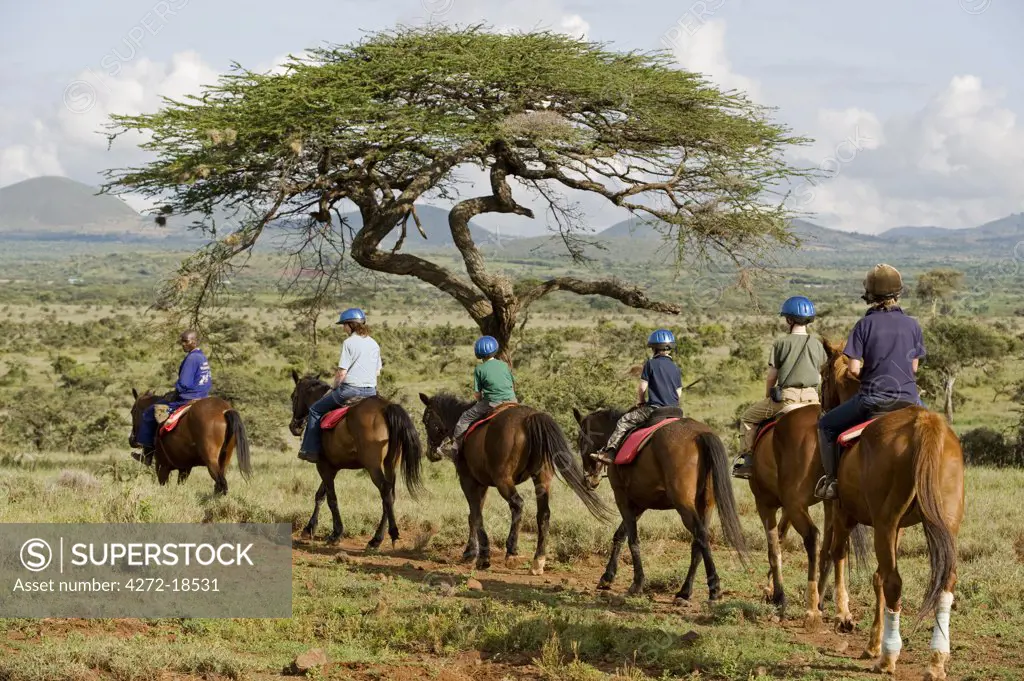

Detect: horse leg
[530, 473, 551, 576]
[866, 568, 885, 660]
[302, 481, 328, 540]
[624, 506, 646, 596]
[757, 501, 785, 612]
[317, 464, 344, 544]
[177, 468, 192, 485]
[871, 522, 903, 675]
[156, 461, 172, 486]
[366, 467, 390, 551]
[817, 501, 835, 610]
[495, 479, 525, 569]
[784, 504, 822, 629]
[675, 505, 713, 602]
[459, 474, 489, 569]
[598, 522, 626, 590]
[829, 515, 855, 632]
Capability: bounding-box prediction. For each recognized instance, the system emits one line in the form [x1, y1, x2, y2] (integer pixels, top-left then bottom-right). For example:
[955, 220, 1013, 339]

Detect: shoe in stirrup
[437, 437, 458, 459]
[732, 452, 754, 479]
[814, 475, 838, 500]
[297, 449, 320, 464]
[590, 448, 615, 466]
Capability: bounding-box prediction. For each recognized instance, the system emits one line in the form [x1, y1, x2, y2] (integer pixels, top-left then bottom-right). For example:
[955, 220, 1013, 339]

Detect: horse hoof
[460, 551, 478, 564]
[835, 618, 855, 634]
[364, 541, 382, 554]
[326, 535, 342, 546]
[504, 555, 521, 570]
[627, 584, 643, 597]
[707, 589, 721, 602]
[300, 529, 315, 541]
[923, 652, 949, 681]
[476, 557, 490, 570]
[871, 653, 898, 675]
[803, 611, 822, 631]
[674, 592, 691, 604]
[529, 557, 546, 576]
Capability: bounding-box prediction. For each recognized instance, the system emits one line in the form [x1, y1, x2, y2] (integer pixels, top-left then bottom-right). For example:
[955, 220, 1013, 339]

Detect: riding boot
[297, 449, 320, 464]
[591, 448, 615, 465]
[732, 452, 754, 479]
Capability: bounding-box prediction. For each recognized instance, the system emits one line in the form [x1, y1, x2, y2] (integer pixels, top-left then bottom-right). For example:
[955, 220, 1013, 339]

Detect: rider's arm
[333, 367, 348, 388]
[637, 380, 648, 406]
[912, 358, 919, 373]
[764, 366, 779, 398]
[849, 359, 863, 378]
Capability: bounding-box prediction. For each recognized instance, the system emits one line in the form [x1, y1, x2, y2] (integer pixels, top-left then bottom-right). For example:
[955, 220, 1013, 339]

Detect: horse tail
[384, 402, 424, 499]
[913, 409, 959, 620]
[224, 410, 252, 482]
[525, 412, 614, 523]
[850, 524, 870, 574]
[696, 431, 748, 566]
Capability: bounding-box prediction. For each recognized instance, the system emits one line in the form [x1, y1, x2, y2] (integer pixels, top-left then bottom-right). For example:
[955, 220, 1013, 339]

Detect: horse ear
[419, 392, 431, 406]
[132, 387, 138, 401]
[291, 369, 300, 385]
[572, 407, 584, 426]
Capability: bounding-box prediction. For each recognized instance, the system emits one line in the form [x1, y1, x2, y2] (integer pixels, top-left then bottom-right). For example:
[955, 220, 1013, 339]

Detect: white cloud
[797, 75, 1024, 232]
[670, 19, 761, 101]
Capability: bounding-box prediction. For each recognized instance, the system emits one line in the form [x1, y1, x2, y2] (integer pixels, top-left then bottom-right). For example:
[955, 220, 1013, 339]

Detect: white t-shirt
[339, 335, 382, 388]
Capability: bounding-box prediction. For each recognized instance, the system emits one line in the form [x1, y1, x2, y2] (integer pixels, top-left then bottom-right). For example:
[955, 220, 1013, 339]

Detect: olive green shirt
[473, 358, 517, 403]
[769, 332, 826, 389]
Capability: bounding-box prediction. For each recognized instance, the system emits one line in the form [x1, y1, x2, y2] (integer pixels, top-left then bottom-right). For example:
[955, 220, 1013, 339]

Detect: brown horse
[573, 409, 747, 601]
[419, 393, 612, 575]
[291, 372, 424, 550]
[819, 340, 964, 680]
[128, 390, 252, 495]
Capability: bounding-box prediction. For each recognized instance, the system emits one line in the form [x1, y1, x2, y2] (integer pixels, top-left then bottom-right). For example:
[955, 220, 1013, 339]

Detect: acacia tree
[916, 269, 965, 318]
[921, 317, 1010, 423]
[102, 26, 811, 354]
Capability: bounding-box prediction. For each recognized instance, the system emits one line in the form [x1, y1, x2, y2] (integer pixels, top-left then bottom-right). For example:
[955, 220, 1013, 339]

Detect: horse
[573, 408, 748, 601]
[290, 371, 424, 550]
[128, 389, 252, 495]
[819, 339, 964, 680]
[419, 393, 612, 575]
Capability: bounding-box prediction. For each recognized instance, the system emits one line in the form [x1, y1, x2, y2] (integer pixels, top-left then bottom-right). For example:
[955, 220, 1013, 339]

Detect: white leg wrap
[930, 591, 954, 654]
[882, 608, 902, 655]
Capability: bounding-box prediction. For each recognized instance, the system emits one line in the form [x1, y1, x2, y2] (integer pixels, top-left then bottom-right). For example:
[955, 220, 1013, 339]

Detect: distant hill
[0, 176, 148, 237]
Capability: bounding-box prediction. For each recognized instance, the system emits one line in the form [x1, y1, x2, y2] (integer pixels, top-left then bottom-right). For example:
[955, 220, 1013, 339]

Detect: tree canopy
[102, 25, 813, 352]
[915, 269, 965, 317]
[921, 317, 1012, 422]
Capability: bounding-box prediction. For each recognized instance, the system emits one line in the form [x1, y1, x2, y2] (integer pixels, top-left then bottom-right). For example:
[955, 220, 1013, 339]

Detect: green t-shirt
[769, 332, 826, 389]
[473, 358, 517, 403]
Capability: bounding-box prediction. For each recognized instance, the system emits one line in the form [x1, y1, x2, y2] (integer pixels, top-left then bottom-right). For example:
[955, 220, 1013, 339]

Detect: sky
[0, 0, 1021, 235]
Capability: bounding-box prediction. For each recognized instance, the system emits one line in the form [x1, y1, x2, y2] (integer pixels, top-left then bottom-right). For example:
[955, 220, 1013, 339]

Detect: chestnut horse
[819, 340, 964, 680]
[129, 390, 252, 495]
[290, 372, 424, 550]
[419, 393, 612, 575]
[573, 409, 747, 601]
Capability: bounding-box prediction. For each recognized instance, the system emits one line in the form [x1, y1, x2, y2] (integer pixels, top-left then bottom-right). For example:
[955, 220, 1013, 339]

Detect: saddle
[159, 404, 193, 435]
[320, 396, 370, 431]
[837, 401, 919, 449]
[465, 402, 519, 439]
[750, 403, 818, 450]
[608, 407, 687, 466]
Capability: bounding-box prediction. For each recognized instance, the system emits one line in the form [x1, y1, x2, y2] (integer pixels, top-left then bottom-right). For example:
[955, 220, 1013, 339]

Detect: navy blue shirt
[845, 307, 925, 405]
[641, 354, 683, 407]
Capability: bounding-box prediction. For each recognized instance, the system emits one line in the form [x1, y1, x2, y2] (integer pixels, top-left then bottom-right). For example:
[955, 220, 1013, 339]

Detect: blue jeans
[299, 384, 376, 454]
[818, 392, 924, 478]
[137, 400, 190, 448]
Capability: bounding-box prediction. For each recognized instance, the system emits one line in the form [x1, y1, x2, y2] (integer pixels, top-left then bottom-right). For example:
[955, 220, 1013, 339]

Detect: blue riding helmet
[647, 329, 675, 348]
[780, 296, 815, 319]
[474, 336, 500, 359]
[337, 308, 366, 325]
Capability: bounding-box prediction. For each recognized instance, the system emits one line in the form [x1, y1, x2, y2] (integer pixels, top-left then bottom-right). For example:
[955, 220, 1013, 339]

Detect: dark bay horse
[820, 340, 964, 680]
[419, 393, 612, 575]
[129, 390, 252, 495]
[291, 372, 424, 550]
[573, 409, 747, 601]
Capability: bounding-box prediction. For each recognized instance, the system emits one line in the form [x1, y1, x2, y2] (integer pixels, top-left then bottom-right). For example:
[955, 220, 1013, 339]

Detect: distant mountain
[0, 176, 147, 237]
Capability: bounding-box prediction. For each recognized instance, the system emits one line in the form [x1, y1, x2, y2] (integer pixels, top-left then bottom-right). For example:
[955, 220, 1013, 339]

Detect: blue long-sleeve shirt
[176, 349, 212, 400]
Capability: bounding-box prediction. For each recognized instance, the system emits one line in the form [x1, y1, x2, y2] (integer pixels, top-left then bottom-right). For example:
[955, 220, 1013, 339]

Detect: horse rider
[591, 329, 682, 465]
[135, 329, 212, 465]
[437, 335, 517, 459]
[815, 264, 926, 500]
[297, 308, 382, 464]
[732, 296, 826, 479]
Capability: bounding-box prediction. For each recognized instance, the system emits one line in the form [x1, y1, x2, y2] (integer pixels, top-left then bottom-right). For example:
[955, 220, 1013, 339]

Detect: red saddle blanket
[159, 404, 193, 434]
[321, 406, 352, 430]
[753, 420, 778, 450]
[465, 402, 519, 439]
[838, 419, 877, 448]
[614, 418, 680, 465]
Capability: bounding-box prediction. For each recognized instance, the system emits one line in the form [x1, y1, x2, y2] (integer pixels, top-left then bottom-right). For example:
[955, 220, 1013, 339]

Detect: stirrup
[590, 450, 615, 465]
[731, 453, 754, 480]
[814, 475, 838, 500]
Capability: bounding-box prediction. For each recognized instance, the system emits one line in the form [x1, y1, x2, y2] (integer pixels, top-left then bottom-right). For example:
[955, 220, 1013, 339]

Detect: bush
[960, 427, 1023, 467]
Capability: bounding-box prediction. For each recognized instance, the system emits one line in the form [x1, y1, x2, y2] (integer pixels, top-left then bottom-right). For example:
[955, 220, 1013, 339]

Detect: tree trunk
[479, 303, 521, 365]
[943, 375, 956, 423]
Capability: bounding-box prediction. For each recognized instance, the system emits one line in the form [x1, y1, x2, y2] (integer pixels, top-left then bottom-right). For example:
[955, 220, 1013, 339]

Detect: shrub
[960, 427, 1023, 467]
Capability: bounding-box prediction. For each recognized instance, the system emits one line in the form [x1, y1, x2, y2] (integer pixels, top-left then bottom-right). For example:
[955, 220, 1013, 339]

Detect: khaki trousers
[739, 387, 819, 452]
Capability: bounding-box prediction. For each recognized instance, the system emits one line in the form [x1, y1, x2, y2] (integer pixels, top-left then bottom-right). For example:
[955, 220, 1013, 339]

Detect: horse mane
[430, 392, 475, 429]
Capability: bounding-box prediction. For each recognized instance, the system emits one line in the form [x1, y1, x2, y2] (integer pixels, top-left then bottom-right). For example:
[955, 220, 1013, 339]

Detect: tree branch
[519, 276, 681, 314]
